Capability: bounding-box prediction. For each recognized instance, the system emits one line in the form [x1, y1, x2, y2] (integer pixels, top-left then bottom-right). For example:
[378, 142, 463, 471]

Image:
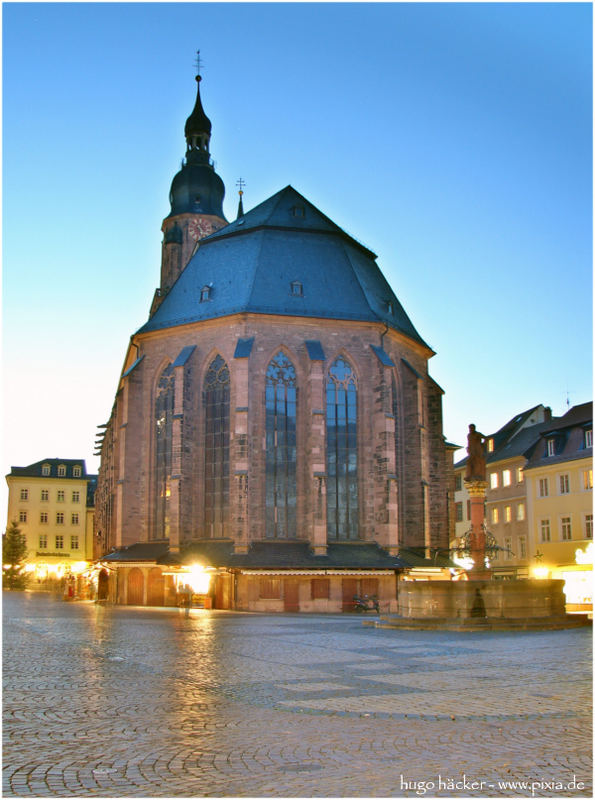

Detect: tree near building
[2, 521, 29, 590]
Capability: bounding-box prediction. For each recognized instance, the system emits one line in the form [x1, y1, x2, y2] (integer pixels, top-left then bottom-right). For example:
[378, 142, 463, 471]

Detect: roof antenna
[236, 177, 246, 219]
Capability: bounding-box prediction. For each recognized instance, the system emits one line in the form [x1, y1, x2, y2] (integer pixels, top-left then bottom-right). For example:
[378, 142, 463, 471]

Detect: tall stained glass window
[326, 357, 358, 539]
[204, 355, 230, 538]
[154, 364, 174, 539]
[265, 351, 297, 538]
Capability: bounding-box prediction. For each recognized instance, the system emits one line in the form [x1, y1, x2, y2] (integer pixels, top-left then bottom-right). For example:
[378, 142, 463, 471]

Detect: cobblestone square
[2, 592, 592, 797]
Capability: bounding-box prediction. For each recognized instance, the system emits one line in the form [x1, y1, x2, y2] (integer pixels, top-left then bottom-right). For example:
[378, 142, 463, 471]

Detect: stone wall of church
[96, 312, 452, 555]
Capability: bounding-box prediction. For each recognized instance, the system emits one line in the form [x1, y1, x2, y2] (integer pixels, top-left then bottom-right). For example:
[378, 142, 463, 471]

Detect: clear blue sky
[2, 2, 592, 517]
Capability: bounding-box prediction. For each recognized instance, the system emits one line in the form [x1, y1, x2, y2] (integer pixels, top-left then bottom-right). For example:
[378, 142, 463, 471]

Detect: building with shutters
[94, 63, 454, 611]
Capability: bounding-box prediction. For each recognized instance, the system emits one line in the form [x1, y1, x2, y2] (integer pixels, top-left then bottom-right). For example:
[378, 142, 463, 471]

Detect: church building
[94, 64, 453, 611]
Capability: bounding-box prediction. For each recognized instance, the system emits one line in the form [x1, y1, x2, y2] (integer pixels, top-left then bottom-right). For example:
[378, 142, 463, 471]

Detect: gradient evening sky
[2, 2, 592, 518]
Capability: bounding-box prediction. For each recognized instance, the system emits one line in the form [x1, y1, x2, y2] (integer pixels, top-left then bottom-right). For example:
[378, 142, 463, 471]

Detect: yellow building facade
[523, 403, 593, 613]
[5, 459, 96, 593]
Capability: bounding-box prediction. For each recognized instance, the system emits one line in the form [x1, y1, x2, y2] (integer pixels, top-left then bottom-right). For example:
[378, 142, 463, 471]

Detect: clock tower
[157, 59, 228, 303]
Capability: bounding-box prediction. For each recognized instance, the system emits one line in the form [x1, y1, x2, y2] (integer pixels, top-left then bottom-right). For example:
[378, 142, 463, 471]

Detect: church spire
[184, 51, 212, 158]
[156, 52, 228, 306]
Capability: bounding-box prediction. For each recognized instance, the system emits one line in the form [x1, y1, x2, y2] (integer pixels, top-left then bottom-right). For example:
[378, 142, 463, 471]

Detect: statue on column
[465, 424, 487, 482]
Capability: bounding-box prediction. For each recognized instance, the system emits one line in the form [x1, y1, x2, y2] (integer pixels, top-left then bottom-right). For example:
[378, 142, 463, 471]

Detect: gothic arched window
[204, 355, 230, 538]
[153, 363, 175, 540]
[265, 351, 297, 539]
[326, 357, 358, 540]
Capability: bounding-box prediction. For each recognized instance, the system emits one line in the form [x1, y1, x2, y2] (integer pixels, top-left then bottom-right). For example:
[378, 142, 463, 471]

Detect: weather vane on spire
[236, 178, 246, 219]
[194, 50, 203, 77]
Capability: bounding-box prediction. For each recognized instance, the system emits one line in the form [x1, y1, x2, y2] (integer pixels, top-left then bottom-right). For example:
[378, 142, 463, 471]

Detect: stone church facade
[95, 66, 453, 611]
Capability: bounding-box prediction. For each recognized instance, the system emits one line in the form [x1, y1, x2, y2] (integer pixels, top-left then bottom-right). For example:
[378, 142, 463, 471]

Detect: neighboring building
[5, 459, 97, 593]
[94, 65, 454, 610]
[453, 405, 552, 576]
[524, 402, 593, 612]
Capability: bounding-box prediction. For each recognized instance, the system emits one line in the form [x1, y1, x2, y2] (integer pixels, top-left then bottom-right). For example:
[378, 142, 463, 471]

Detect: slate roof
[523, 402, 592, 470]
[139, 186, 428, 349]
[100, 540, 453, 569]
[7, 459, 90, 480]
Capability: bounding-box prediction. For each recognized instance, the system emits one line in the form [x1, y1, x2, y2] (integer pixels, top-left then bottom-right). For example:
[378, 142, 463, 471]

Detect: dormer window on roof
[291, 205, 305, 218]
[584, 429, 592, 449]
[73, 465, 82, 477]
[57, 464, 66, 477]
[42, 464, 50, 476]
[487, 438, 494, 452]
[290, 281, 303, 297]
[546, 438, 556, 457]
[200, 285, 212, 302]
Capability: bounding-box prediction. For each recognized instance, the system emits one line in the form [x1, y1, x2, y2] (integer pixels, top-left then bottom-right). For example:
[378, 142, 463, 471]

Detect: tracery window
[153, 363, 175, 539]
[265, 351, 297, 539]
[326, 357, 358, 540]
[204, 355, 230, 538]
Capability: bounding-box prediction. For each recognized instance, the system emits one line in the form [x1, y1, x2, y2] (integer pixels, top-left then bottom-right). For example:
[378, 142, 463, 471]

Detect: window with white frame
[516, 467, 524, 483]
[586, 514, 593, 539]
[39, 535, 48, 549]
[41, 489, 49, 502]
[546, 439, 556, 457]
[72, 491, 80, 503]
[57, 465, 66, 477]
[538, 478, 549, 497]
[502, 470, 512, 487]
[70, 535, 79, 550]
[490, 472, 499, 489]
[517, 503, 525, 521]
[455, 502, 463, 522]
[20, 488, 29, 501]
[19, 510, 27, 523]
[583, 470, 593, 490]
[56, 512, 64, 525]
[71, 513, 79, 525]
[55, 535, 64, 549]
[72, 465, 82, 477]
[40, 512, 48, 524]
[561, 517, 572, 540]
[57, 490, 65, 502]
[540, 519, 551, 542]
[504, 505, 512, 523]
[585, 429, 593, 449]
[559, 474, 570, 494]
[518, 535, 527, 558]
[42, 464, 50, 476]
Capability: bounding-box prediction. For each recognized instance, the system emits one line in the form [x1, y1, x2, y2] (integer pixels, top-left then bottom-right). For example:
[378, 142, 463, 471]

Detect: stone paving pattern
[2, 593, 592, 797]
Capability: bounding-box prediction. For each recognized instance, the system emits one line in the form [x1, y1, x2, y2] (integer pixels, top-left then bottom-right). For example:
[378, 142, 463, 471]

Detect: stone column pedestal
[465, 480, 490, 580]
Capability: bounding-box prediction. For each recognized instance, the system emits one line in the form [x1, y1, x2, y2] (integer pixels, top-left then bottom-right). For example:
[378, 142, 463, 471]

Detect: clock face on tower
[188, 218, 212, 241]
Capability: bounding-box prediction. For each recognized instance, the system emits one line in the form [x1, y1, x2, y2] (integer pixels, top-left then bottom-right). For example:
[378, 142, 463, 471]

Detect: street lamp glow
[188, 564, 211, 594]
[532, 566, 550, 579]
